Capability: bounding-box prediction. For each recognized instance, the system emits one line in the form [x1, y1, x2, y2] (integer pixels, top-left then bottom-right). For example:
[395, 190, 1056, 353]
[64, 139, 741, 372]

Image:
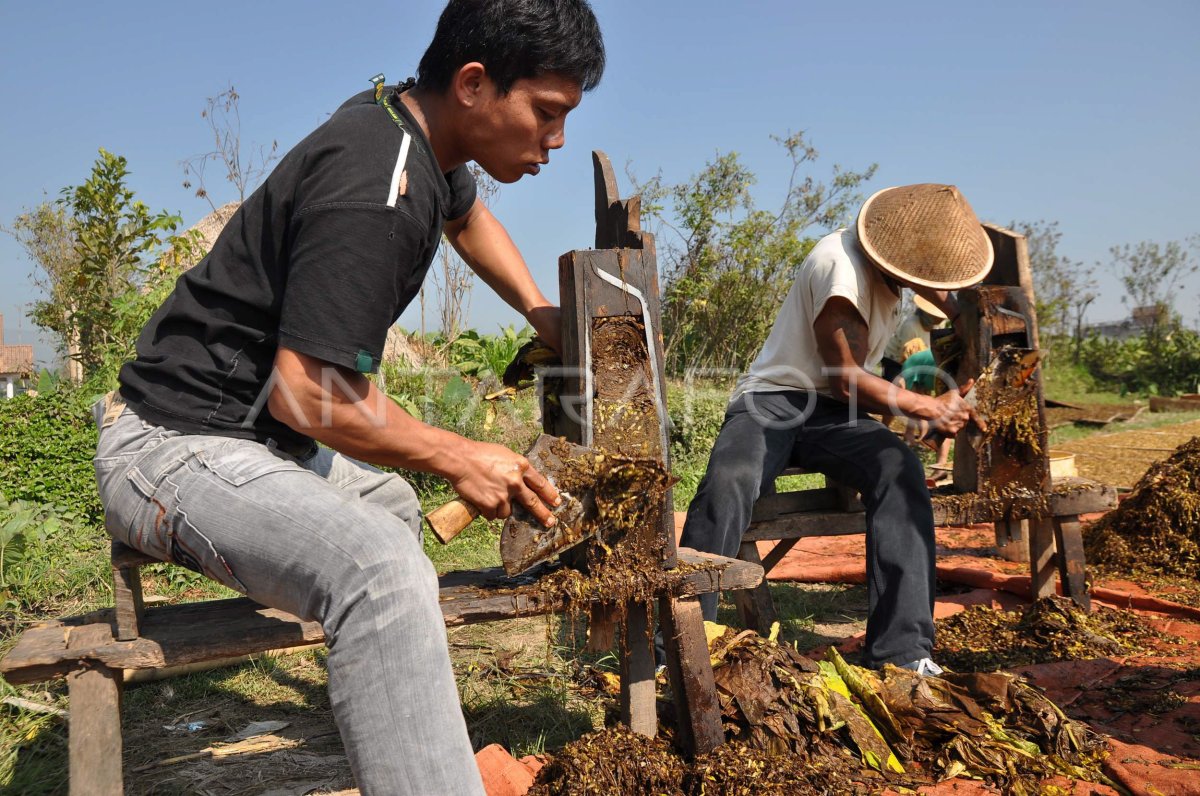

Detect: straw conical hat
[857, 184, 993, 289]
[913, 294, 947, 320]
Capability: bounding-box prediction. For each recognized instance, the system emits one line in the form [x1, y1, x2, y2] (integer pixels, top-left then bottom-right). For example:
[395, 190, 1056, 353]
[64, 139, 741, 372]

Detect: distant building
[1084, 304, 1168, 341]
[0, 314, 35, 399]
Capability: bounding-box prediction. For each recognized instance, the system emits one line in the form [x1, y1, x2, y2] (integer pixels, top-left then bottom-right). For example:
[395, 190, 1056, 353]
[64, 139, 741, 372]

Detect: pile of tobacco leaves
[1084, 436, 1200, 579]
[531, 628, 1114, 795]
[935, 596, 1158, 671]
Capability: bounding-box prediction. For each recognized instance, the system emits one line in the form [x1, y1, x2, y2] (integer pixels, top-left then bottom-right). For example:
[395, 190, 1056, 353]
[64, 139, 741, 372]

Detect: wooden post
[1029, 517, 1058, 600]
[111, 542, 144, 642]
[67, 623, 123, 796]
[733, 541, 777, 636]
[619, 601, 658, 737]
[545, 150, 725, 754]
[658, 596, 724, 756]
[1053, 515, 1091, 610]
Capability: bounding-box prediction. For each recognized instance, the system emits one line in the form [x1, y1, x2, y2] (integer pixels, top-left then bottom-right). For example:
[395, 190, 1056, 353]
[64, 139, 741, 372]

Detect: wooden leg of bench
[112, 563, 144, 642]
[733, 541, 777, 636]
[619, 600, 657, 738]
[1052, 515, 1091, 611]
[67, 624, 123, 796]
[994, 519, 1031, 563]
[1029, 517, 1058, 600]
[659, 596, 724, 757]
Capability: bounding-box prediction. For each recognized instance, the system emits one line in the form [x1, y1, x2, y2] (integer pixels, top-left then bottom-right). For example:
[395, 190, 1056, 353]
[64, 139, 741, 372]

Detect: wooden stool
[734, 472, 1117, 636]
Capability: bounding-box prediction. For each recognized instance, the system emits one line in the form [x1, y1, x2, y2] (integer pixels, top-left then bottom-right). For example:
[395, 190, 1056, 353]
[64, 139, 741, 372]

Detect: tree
[181, 84, 279, 211]
[1008, 220, 1098, 361]
[5, 202, 82, 380]
[635, 132, 877, 374]
[1108, 235, 1199, 322]
[17, 150, 195, 381]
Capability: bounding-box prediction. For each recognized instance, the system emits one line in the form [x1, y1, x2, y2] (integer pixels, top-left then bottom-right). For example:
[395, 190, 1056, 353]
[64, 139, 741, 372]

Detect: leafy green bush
[0, 493, 106, 616]
[1078, 325, 1200, 396]
[0, 390, 102, 527]
[446, 325, 534, 382]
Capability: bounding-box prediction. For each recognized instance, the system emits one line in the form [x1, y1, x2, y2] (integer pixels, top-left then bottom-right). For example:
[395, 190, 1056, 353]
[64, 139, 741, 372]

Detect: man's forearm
[268, 353, 467, 478]
[830, 366, 940, 421]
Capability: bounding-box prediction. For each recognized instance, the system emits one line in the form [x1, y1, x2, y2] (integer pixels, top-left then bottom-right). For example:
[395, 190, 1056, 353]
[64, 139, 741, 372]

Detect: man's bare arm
[268, 346, 560, 523]
[813, 297, 977, 432]
[444, 197, 560, 352]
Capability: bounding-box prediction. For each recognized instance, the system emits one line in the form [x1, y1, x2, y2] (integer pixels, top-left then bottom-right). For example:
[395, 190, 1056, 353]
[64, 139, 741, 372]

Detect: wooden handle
[425, 498, 480, 544]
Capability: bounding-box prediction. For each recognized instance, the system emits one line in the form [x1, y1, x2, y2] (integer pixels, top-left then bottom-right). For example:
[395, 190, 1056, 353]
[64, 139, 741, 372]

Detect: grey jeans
[93, 403, 485, 796]
[679, 391, 936, 668]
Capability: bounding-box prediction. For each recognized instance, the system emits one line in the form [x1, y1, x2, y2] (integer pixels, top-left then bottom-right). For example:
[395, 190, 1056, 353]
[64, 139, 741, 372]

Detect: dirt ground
[1057, 418, 1200, 488]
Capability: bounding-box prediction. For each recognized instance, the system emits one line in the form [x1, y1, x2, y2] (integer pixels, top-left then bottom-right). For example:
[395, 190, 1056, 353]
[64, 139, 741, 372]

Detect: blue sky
[2, 0, 1198, 367]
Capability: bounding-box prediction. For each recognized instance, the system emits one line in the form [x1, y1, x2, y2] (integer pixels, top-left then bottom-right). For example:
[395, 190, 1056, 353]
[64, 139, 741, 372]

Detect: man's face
[465, 72, 583, 184]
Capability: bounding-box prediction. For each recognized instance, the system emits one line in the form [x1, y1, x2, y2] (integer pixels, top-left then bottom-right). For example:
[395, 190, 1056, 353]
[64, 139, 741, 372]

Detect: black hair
[417, 0, 605, 95]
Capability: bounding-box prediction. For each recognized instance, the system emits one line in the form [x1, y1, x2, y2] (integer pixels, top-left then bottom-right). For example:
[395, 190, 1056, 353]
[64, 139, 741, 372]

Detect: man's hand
[907, 378, 987, 440]
[527, 305, 562, 355]
[445, 441, 562, 525]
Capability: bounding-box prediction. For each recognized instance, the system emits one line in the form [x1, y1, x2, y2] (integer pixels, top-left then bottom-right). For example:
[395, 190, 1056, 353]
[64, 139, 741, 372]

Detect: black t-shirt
[119, 87, 476, 453]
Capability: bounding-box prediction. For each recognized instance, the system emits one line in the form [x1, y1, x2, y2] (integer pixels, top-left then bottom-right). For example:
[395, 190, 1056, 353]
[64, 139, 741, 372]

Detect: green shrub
[0, 389, 102, 527]
[1077, 325, 1200, 396]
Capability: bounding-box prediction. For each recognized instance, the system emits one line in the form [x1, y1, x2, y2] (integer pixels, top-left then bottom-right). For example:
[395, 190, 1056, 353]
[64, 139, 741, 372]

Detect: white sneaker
[900, 658, 944, 677]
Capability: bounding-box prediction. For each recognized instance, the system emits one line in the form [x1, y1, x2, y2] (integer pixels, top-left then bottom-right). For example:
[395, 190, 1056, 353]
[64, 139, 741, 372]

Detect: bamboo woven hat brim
[857, 184, 994, 290]
[913, 294, 947, 319]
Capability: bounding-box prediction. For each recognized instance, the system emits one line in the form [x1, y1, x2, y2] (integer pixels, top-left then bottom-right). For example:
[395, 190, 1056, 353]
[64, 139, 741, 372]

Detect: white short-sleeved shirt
[730, 228, 903, 403]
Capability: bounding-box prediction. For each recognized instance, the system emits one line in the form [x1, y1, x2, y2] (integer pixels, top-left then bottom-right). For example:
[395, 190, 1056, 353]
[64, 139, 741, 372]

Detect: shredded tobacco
[1084, 436, 1200, 579]
[935, 596, 1162, 671]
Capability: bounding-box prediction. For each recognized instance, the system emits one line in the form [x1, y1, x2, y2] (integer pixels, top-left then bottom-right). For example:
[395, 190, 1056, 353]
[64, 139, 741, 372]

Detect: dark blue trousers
[679, 391, 936, 668]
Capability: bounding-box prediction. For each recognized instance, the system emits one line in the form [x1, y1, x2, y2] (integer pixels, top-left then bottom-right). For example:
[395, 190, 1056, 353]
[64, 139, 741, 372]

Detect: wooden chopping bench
[1, 541, 760, 796]
[1, 151, 762, 795]
[734, 470, 1117, 634]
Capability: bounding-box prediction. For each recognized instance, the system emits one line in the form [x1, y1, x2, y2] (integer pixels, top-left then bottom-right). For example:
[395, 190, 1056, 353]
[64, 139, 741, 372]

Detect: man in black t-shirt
[93, 2, 605, 793]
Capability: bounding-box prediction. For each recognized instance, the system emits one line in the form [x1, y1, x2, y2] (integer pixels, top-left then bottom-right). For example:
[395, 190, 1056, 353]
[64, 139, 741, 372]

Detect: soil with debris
[1084, 436, 1200, 579]
[935, 596, 1161, 671]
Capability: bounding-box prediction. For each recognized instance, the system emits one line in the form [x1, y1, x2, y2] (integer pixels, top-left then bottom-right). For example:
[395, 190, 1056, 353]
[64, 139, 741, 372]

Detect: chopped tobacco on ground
[527, 725, 687, 796]
[1084, 436, 1200, 579]
[935, 596, 1160, 671]
[533, 628, 1115, 796]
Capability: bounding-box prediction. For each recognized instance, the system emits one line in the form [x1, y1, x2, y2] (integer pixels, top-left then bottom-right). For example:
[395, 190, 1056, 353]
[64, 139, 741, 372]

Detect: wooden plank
[586, 604, 618, 652]
[743, 512, 866, 542]
[759, 538, 799, 574]
[1049, 479, 1118, 515]
[659, 597, 724, 756]
[1029, 517, 1058, 600]
[732, 541, 777, 636]
[1053, 515, 1091, 610]
[751, 488, 841, 521]
[110, 540, 157, 569]
[619, 600, 657, 738]
[4, 550, 762, 684]
[67, 623, 122, 796]
[1150, 395, 1200, 413]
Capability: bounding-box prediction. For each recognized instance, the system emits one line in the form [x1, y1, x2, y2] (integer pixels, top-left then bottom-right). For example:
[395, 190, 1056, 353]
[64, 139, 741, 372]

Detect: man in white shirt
[680, 183, 990, 675]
